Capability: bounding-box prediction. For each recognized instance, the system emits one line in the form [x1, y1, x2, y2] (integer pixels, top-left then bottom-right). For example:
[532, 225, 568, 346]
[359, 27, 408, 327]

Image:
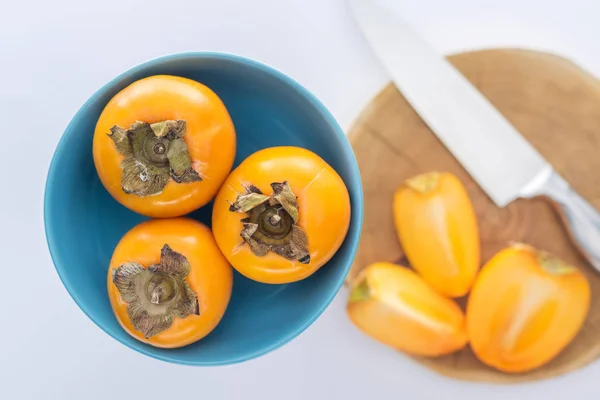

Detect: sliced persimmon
[347, 262, 467, 357]
[466, 243, 590, 373]
[393, 172, 480, 298]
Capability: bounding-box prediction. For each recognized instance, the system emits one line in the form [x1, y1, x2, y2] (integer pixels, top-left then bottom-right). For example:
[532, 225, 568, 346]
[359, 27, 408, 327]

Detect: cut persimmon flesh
[466, 244, 590, 373]
[347, 262, 467, 357]
[393, 172, 480, 298]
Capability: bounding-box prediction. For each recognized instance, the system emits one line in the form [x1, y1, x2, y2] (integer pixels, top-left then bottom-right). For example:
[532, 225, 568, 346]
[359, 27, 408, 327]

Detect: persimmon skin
[107, 218, 233, 348]
[466, 245, 590, 373]
[347, 262, 468, 357]
[212, 146, 351, 284]
[93, 75, 236, 218]
[393, 172, 480, 298]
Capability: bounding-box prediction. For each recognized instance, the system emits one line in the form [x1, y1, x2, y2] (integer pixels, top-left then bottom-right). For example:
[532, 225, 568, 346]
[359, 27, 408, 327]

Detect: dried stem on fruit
[112, 244, 199, 338]
[107, 120, 201, 197]
[229, 182, 310, 264]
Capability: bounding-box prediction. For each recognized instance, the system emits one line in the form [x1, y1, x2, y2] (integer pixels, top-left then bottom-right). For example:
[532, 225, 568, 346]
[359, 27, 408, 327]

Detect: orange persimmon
[212, 146, 351, 284]
[466, 243, 590, 373]
[107, 218, 233, 348]
[93, 75, 236, 218]
[347, 262, 468, 357]
[393, 172, 480, 297]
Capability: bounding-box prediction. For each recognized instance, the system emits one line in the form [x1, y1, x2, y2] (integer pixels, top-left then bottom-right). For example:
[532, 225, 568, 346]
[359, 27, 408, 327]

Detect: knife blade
[349, 0, 600, 271]
[349, 0, 549, 207]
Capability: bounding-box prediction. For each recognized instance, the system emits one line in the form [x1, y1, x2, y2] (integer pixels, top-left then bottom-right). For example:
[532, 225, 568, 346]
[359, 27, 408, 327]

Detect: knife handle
[528, 171, 600, 272]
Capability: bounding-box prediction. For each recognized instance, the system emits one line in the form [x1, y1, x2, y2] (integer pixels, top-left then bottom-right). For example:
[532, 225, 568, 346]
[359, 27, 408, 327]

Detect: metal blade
[349, 0, 551, 207]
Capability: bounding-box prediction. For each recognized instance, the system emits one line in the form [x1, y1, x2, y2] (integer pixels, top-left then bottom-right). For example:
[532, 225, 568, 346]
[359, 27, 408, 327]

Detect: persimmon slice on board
[393, 172, 480, 297]
[466, 243, 590, 373]
[347, 262, 468, 357]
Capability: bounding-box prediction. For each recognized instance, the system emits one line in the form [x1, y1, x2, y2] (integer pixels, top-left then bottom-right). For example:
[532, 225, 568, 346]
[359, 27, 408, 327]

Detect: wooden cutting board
[346, 48, 600, 383]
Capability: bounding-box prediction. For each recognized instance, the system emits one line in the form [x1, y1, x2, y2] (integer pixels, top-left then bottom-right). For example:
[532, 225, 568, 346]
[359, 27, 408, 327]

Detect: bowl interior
[45, 53, 363, 365]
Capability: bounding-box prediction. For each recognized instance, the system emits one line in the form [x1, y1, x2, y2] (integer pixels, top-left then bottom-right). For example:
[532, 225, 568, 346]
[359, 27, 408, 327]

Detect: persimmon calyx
[511, 242, 578, 275]
[107, 120, 201, 197]
[537, 251, 578, 275]
[229, 181, 311, 264]
[111, 244, 199, 338]
[349, 279, 370, 303]
[404, 172, 441, 194]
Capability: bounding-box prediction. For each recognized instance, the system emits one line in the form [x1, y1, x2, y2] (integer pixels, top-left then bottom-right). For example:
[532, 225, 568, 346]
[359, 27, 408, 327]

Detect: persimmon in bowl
[44, 53, 363, 365]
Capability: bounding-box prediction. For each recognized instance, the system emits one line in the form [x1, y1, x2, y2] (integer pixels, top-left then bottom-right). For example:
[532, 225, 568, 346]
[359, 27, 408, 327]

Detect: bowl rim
[44, 51, 364, 366]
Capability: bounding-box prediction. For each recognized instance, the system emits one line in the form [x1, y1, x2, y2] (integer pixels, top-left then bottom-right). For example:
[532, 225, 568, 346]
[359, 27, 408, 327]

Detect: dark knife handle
[526, 171, 600, 272]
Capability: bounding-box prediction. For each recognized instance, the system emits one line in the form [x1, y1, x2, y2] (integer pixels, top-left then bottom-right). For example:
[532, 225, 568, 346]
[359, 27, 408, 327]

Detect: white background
[3, 0, 600, 399]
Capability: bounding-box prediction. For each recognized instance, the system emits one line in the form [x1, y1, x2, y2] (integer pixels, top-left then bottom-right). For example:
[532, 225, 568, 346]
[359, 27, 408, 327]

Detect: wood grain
[346, 49, 600, 383]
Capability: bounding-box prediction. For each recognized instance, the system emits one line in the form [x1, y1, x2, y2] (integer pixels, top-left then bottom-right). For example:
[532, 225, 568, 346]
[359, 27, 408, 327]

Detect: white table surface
[3, 0, 600, 398]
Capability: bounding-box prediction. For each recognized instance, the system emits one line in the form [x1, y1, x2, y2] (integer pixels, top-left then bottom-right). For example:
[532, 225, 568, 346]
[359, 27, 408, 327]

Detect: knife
[348, 0, 600, 271]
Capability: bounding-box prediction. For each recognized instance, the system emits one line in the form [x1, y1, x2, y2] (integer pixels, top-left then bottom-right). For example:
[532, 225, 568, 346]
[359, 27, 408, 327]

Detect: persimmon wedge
[347, 262, 468, 357]
[107, 218, 233, 348]
[93, 75, 236, 218]
[212, 146, 351, 284]
[466, 243, 591, 373]
[393, 172, 480, 297]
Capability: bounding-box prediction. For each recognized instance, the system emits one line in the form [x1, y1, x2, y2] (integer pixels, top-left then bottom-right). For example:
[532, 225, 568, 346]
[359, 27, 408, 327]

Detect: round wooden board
[346, 49, 600, 383]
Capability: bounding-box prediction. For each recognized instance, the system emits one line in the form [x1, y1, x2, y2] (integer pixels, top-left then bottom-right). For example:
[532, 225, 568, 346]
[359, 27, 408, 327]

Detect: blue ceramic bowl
[44, 53, 363, 365]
